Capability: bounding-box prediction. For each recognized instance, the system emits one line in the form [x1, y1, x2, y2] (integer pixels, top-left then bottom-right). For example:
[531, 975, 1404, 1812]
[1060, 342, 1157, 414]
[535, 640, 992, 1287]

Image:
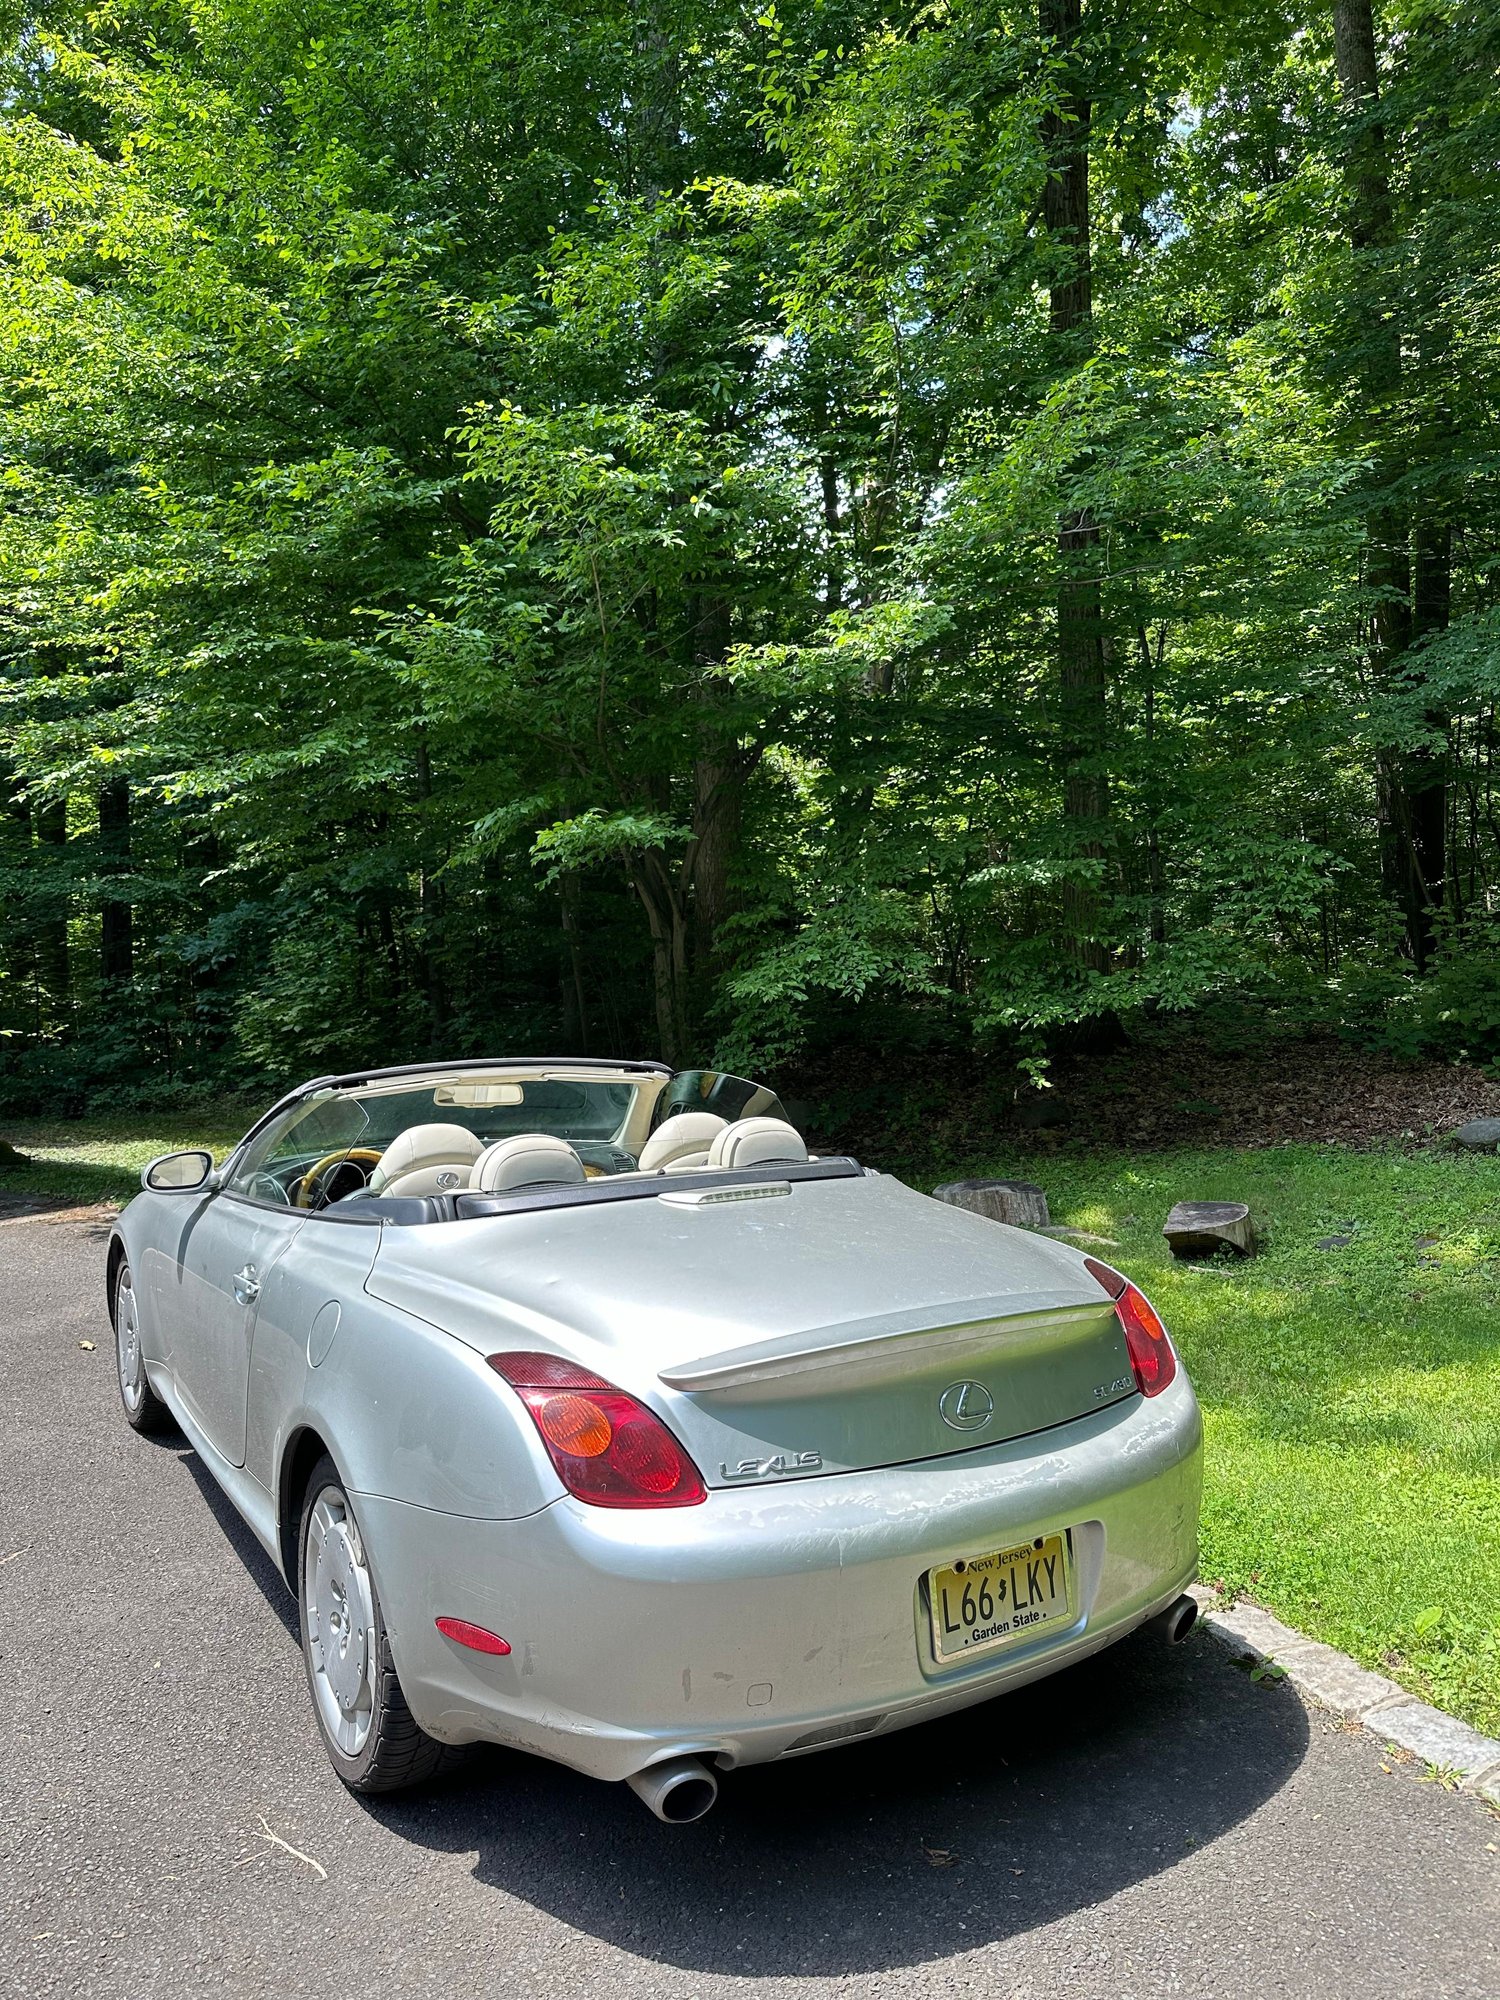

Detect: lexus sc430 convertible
[107, 1057, 1203, 1822]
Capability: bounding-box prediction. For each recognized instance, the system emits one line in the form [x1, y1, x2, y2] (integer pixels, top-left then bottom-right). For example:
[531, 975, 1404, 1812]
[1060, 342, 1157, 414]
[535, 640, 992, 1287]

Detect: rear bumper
[354, 1372, 1202, 1784]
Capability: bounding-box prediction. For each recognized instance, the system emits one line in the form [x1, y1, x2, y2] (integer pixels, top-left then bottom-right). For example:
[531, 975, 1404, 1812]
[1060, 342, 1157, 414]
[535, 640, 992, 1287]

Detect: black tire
[296, 1454, 458, 1793]
[112, 1260, 175, 1435]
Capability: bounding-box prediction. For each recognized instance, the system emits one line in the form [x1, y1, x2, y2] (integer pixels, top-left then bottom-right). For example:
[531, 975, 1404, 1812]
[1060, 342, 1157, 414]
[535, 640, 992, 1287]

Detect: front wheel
[297, 1456, 455, 1793]
[113, 1262, 174, 1435]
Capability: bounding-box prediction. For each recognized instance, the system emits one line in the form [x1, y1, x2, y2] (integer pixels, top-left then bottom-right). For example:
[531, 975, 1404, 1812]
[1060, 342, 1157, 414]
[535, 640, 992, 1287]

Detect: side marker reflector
[435, 1616, 511, 1656]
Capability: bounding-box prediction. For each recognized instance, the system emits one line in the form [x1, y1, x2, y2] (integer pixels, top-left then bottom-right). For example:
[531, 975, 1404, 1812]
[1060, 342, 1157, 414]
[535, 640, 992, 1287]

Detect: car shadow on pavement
[369, 1627, 1309, 1977]
[177, 1448, 300, 1643]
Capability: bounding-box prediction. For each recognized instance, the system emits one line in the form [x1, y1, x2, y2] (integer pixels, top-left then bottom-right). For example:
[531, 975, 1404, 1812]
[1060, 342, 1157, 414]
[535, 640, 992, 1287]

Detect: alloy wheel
[115, 1270, 145, 1415]
[303, 1485, 377, 1758]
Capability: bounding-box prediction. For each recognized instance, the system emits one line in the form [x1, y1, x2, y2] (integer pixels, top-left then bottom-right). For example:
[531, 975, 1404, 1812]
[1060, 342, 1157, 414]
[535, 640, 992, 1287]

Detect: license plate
[928, 1532, 1074, 1664]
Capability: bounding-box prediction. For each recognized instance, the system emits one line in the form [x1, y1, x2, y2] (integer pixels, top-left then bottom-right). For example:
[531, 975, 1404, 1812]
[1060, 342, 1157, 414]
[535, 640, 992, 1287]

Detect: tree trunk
[1040, 0, 1110, 973]
[684, 589, 749, 1038]
[35, 795, 70, 1019]
[412, 730, 448, 1042]
[1332, 0, 1440, 964]
[933, 1179, 1051, 1229]
[691, 751, 741, 973]
[559, 872, 590, 1053]
[632, 857, 690, 1065]
[1139, 628, 1168, 949]
[1406, 518, 1451, 957]
[98, 778, 133, 985]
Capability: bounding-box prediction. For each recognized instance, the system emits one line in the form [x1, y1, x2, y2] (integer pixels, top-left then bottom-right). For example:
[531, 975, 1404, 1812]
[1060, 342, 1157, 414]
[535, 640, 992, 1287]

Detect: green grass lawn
[0, 1109, 254, 1207]
[975, 1143, 1500, 1739]
[2, 1116, 1497, 1737]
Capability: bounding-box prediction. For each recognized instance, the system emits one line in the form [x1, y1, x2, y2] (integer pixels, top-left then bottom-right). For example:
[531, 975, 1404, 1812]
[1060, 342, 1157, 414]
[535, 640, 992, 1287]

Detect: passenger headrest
[706, 1117, 808, 1171]
[380, 1163, 475, 1199]
[636, 1112, 727, 1174]
[369, 1122, 484, 1192]
[471, 1133, 587, 1193]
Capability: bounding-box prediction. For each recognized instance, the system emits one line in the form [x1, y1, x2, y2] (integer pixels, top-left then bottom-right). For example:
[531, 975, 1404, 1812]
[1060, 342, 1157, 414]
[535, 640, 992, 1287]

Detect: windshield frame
[224, 1058, 671, 1177]
[217, 1057, 800, 1219]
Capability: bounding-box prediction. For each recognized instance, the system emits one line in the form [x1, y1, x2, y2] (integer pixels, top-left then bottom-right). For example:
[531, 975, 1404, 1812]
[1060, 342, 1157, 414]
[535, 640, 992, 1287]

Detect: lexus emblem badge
[939, 1380, 995, 1432]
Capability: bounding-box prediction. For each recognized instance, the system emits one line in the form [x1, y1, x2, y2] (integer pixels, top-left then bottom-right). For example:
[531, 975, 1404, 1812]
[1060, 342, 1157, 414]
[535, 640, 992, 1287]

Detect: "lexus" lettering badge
[720, 1451, 823, 1480]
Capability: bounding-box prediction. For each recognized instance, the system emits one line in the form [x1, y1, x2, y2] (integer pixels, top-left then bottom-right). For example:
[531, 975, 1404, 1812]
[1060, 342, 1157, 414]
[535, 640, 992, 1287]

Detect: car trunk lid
[366, 1171, 1136, 1484]
[658, 1287, 1133, 1483]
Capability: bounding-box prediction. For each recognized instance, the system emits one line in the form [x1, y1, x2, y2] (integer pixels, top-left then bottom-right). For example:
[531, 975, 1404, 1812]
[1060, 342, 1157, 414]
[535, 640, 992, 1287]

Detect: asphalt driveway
[1, 1212, 1496, 2000]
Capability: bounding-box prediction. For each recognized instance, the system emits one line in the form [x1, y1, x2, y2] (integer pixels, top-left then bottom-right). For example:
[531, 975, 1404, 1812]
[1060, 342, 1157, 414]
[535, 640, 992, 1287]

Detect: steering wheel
[294, 1147, 385, 1210]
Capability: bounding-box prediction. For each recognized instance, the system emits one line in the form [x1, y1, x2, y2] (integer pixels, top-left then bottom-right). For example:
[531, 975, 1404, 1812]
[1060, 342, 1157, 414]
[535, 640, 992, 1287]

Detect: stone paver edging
[1190, 1587, 1500, 1812]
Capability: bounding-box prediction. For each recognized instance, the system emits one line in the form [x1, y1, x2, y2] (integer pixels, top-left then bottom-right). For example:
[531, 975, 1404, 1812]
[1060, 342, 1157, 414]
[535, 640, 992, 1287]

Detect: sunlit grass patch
[0, 1110, 251, 1206]
[971, 1142, 1500, 1737]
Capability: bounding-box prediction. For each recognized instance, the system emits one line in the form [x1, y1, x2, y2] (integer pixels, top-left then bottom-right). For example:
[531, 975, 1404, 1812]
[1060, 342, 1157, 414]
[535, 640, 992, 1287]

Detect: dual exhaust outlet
[622, 1594, 1199, 1824]
[1149, 1592, 1199, 1647]
[626, 1754, 719, 1824]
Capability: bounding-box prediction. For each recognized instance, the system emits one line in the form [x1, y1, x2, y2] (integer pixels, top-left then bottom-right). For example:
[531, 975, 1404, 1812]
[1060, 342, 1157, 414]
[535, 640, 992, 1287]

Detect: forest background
[2, 0, 1498, 1122]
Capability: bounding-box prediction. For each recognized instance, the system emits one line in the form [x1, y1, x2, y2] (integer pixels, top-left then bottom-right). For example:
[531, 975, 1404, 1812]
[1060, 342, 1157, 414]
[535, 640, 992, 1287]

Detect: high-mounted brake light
[487, 1351, 707, 1508]
[1083, 1258, 1177, 1398]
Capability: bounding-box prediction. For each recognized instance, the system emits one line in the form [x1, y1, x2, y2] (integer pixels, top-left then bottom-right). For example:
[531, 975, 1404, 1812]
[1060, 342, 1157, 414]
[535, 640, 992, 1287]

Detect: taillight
[487, 1351, 707, 1508]
[1083, 1258, 1177, 1398]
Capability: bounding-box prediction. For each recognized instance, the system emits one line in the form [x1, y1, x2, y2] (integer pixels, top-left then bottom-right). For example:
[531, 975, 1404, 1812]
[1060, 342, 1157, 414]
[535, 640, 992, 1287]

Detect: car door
[166, 1193, 308, 1469]
[155, 1087, 377, 1466]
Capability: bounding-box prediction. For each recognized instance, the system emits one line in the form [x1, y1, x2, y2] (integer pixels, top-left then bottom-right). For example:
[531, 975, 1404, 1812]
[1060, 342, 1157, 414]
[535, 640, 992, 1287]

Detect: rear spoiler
[658, 1291, 1111, 1394]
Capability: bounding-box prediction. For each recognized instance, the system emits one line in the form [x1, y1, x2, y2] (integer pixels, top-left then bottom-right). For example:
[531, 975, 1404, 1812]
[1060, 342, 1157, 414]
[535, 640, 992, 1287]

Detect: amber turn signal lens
[486, 1351, 708, 1508]
[536, 1390, 613, 1458]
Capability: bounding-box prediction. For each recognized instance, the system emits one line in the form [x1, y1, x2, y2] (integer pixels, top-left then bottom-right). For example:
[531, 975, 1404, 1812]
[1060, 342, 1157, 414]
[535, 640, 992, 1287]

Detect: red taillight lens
[487, 1351, 707, 1508]
[1083, 1258, 1177, 1398]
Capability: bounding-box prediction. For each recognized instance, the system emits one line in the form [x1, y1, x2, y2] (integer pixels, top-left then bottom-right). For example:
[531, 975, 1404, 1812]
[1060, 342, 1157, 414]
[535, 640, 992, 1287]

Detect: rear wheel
[297, 1455, 455, 1793]
[113, 1262, 174, 1435]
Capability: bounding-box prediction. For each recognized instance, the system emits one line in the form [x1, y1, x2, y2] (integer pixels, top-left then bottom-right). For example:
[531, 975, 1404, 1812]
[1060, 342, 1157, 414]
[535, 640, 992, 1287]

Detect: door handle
[232, 1264, 261, 1306]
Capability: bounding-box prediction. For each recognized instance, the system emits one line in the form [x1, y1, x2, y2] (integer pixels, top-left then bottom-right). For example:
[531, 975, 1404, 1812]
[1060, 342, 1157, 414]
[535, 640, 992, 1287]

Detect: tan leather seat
[369, 1122, 484, 1194]
[707, 1117, 808, 1171]
[636, 1112, 727, 1174]
[471, 1132, 587, 1193]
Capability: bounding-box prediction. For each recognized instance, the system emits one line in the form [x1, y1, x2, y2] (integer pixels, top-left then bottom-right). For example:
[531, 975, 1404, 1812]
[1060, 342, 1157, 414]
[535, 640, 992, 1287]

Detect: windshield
[226, 1064, 799, 1211]
[349, 1077, 640, 1149]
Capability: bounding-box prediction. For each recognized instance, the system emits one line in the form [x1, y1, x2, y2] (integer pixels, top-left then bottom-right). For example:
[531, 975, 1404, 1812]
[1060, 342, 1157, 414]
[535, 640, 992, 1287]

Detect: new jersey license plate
[928, 1532, 1074, 1664]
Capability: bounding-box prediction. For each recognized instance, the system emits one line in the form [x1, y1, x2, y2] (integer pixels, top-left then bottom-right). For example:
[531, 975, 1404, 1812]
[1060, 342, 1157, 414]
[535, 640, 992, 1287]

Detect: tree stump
[1162, 1200, 1255, 1260]
[933, 1178, 1050, 1229]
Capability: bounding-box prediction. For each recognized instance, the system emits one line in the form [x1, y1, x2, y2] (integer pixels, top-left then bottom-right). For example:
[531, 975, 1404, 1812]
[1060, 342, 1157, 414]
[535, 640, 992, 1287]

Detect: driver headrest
[636, 1112, 727, 1174]
[706, 1117, 808, 1171]
[471, 1133, 587, 1193]
[369, 1122, 484, 1192]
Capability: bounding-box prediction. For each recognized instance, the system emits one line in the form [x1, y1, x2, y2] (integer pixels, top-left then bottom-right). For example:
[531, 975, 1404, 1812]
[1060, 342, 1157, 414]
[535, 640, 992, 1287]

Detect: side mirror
[142, 1150, 218, 1194]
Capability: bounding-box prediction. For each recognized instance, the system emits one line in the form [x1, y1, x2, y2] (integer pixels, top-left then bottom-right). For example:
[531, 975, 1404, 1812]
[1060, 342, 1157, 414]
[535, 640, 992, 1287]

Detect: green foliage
[1374, 921, 1500, 1067]
[1, 0, 1499, 1099]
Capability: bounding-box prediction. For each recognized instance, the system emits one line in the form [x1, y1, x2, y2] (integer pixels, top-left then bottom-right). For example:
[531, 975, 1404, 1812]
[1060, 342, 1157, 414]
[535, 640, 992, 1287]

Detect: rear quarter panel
[258, 1219, 563, 1523]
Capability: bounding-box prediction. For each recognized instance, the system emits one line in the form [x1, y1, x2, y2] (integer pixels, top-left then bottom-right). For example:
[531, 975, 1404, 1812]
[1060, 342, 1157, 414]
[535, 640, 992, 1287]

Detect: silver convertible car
[108, 1057, 1203, 1823]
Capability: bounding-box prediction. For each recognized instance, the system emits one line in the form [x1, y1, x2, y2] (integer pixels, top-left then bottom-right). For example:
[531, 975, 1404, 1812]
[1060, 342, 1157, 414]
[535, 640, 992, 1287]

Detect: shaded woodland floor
[800, 1037, 1500, 1174]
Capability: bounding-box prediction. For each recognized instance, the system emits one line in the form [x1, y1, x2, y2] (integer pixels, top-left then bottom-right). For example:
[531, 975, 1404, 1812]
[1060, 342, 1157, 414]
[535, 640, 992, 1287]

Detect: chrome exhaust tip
[1149, 1594, 1199, 1646]
[625, 1755, 719, 1824]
